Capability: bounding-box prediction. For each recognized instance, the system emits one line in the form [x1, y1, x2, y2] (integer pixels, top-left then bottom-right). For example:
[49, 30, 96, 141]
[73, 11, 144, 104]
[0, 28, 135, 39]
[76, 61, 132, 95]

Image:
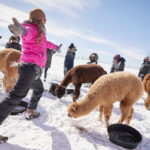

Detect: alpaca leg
[119, 100, 133, 124]
[98, 105, 104, 121]
[125, 108, 134, 125]
[5, 75, 16, 93]
[144, 95, 150, 110]
[5, 80, 15, 93]
[73, 83, 82, 102]
[2, 74, 7, 89]
[103, 105, 113, 128]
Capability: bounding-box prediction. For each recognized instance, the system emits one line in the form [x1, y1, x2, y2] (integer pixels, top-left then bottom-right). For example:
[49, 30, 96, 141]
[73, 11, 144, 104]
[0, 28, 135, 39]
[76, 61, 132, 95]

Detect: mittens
[8, 18, 26, 36]
[56, 44, 62, 53]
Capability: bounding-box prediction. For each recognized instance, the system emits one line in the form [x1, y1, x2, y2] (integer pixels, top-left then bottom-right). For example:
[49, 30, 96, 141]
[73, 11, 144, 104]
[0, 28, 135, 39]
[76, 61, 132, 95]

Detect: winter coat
[87, 60, 98, 64]
[45, 49, 56, 68]
[138, 61, 150, 81]
[64, 51, 76, 71]
[110, 57, 126, 73]
[5, 42, 22, 51]
[20, 23, 57, 68]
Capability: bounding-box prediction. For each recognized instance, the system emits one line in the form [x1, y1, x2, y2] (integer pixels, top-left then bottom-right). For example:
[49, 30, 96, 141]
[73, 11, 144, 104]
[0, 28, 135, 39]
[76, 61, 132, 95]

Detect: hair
[10, 36, 17, 41]
[24, 19, 45, 44]
[89, 53, 98, 61]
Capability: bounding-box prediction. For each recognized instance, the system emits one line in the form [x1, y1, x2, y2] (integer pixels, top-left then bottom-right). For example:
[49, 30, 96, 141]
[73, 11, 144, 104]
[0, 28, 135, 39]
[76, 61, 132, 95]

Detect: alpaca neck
[60, 73, 72, 87]
[77, 96, 99, 116]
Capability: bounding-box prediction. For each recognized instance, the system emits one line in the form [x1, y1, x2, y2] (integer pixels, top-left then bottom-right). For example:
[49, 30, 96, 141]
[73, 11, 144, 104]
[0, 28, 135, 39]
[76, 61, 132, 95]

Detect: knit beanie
[29, 8, 46, 21]
[114, 54, 120, 61]
[144, 57, 149, 62]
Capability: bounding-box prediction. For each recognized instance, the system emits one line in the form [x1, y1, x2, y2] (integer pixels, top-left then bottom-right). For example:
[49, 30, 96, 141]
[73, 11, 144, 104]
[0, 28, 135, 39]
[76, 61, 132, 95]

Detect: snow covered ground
[0, 55, 149, 150]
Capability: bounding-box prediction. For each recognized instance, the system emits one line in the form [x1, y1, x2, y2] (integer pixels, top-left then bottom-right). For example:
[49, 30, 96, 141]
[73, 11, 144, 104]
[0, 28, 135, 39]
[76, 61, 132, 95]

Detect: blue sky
[0, 0, 149, 67]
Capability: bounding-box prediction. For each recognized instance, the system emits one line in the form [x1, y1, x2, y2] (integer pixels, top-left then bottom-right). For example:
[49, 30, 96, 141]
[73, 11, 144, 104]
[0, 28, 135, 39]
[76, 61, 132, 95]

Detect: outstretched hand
[12, 18, 21, 27]
[57, 44, 62, 53]
[8, 18, 24, 36]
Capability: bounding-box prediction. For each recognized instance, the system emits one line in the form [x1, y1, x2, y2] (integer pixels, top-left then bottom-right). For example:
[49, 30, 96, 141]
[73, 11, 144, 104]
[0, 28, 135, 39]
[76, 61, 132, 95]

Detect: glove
[8, 18, 26, 36]
[56, 44, 62, 53]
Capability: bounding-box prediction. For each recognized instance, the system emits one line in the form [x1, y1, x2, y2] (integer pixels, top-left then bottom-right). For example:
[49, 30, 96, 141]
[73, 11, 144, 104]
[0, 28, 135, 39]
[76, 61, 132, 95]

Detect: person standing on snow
[87, 53, 98, 64]
[0, 8, 62, 143]
[5, 35, 22, 51]
[44, 48, 56, 82]
[110, 54, 126, 73]
[138, 56, 150, 81]
[64, 43, 76, 75]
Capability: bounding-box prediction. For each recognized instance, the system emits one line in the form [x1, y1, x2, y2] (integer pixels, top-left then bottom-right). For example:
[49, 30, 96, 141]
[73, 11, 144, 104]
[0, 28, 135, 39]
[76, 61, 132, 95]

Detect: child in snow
[0, 8, 61, 142]
[110, 54, 126, 73]
[64, 43, 76, 75]
[5, 35, 22, 51]
[138, 56, 150, 81]
[87, 53, 98, 64]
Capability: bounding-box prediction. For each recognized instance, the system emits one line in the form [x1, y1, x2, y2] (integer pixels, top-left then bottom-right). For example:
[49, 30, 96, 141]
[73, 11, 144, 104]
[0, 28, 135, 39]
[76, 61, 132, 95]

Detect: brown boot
[25, 109, 40, 120]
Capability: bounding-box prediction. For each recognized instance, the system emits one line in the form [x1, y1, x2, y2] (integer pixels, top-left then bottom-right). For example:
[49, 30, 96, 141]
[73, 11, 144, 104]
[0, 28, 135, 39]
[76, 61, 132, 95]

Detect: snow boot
[25, 109, 40, 120]
[0, 135, 8, 144]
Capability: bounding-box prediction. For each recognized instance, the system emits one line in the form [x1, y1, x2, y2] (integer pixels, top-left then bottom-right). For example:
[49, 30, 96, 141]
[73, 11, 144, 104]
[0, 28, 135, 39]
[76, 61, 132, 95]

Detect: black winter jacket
[64, 51, 76, 70]
[138, 61, 150, 81]
[110, 57, 126, 73]
[5, 42, 22, 51]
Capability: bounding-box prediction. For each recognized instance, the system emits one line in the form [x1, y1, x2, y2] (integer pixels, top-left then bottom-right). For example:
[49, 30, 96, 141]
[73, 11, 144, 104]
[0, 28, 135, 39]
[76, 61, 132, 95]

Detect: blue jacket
[64, 51, 76, 70]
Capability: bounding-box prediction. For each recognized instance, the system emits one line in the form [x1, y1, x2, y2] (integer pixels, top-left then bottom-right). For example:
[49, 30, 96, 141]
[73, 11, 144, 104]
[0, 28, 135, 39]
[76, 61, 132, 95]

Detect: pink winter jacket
[20, 23, 57, 68]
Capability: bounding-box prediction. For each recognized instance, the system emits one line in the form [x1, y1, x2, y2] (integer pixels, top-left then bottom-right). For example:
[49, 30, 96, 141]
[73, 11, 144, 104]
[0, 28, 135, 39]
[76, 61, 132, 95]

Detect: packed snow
[0, 55, 149, 150]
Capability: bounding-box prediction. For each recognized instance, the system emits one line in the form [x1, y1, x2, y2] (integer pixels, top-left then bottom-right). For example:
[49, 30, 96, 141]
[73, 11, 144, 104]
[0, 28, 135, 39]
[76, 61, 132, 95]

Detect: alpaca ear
[72, 102, 78, 112]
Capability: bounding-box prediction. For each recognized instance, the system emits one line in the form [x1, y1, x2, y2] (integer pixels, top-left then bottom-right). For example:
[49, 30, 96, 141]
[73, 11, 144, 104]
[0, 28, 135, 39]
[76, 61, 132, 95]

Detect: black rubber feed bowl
[107, 124, 142, 149]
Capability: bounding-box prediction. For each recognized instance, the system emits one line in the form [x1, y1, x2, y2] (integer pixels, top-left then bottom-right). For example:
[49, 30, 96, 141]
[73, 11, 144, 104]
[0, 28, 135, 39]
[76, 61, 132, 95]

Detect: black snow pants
[0, 63, 44, 125]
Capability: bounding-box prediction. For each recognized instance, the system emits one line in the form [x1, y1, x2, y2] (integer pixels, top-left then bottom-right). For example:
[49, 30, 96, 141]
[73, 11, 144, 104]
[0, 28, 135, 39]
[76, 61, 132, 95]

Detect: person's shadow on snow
[77, 128, 123, 150]
[0, 143, 35, 150]
[78, 128, 145, 150]
[42, 90, 58, 100]
[136, 136, 150, 150]
[32, 105, 71, 150]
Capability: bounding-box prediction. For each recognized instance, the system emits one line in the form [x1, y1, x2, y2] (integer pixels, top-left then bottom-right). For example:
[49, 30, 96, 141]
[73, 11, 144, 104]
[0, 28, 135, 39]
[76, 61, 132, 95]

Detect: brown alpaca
[143, 73, 150, 110]
[68, 72, 143, 127]
[55, 64, 107, 101]
[0, 48, 21, 93]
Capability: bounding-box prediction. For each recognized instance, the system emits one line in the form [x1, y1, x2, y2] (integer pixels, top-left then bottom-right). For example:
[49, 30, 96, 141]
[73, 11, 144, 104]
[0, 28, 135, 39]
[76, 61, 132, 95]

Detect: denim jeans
[0, 63, 44, 125]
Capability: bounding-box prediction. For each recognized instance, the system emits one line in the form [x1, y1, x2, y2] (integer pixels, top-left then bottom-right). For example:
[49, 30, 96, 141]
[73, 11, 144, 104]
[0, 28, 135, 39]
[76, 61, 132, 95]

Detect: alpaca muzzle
[68, 113, 72, 117]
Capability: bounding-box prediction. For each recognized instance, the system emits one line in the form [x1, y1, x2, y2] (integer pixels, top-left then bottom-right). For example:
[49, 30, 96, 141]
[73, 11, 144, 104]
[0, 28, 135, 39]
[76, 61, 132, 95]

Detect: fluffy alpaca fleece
[143, 73, 150, 110]
[68, 72, 143, 127]
[55, 64, 107, 101]
[0, 48, 21, 92]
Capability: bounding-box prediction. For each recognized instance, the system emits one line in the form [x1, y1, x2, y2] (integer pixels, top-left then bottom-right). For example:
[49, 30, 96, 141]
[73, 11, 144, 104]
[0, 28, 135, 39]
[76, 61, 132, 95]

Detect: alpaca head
[55, 85, 66, 98]
[67, 102, 80, 118]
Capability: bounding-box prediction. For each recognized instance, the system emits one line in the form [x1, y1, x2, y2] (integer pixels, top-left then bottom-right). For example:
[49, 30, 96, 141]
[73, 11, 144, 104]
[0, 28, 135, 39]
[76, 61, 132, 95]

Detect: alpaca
[0, 48, 21, 93]
[55, 64, 107, 101]
[68, 72, 143, 127]
[143, 73, 150, 110]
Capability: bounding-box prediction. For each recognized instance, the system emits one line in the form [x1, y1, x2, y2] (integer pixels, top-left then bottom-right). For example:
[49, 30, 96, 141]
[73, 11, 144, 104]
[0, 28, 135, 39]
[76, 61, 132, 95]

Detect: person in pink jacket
[0, 8, 61, 142]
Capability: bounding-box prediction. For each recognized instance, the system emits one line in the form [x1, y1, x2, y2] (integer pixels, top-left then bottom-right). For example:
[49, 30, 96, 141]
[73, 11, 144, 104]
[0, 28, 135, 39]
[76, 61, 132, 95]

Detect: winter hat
[69, 43, 74, 49]
[114, 54, 120, 61]
[144, 57, 149, 62]
[29, 8, 46, 21]
[90, 53, 98, 61]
